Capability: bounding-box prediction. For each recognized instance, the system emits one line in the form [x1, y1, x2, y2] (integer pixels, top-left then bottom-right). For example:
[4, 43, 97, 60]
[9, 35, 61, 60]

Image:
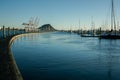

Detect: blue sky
[0, 0, 120, 30]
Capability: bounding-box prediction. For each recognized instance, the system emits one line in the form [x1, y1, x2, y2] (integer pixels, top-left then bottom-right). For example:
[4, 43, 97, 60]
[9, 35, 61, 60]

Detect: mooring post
[16, 28, 18, 34]
[8, 27, 10, 37]
[3, 25, 6, 39]
[13, 27, 15, 35]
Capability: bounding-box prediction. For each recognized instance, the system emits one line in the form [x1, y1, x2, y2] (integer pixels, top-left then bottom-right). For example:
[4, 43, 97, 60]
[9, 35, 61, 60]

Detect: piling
[3, 25, 6, 39]
[8, 27, 10, 37]
[13, 27, 15, 35]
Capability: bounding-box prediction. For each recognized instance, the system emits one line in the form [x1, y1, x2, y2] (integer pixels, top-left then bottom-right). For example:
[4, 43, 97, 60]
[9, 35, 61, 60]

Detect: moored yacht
[100, 0, 120, 39]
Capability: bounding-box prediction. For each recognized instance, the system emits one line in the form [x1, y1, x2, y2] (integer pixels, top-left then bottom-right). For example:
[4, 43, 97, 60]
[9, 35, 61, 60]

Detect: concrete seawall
[7, 33, 40, 80]
[0, 33, 34, 80]
[0, 33, 28, 80]
[9, 33, 30, 47]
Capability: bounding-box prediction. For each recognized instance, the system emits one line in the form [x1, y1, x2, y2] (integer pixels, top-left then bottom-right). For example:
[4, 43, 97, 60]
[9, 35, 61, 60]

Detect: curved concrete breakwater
[0, 33, 31, 80]
[0, 34, 26, 80]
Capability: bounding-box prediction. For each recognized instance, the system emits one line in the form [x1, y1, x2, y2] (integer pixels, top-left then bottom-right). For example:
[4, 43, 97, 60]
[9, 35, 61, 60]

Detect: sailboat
[81, 17, 99, 37]
[100, 0, 120, 39]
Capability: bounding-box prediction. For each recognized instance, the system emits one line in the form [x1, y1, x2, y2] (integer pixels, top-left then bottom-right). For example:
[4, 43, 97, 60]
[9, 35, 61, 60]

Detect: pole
[13, 27, 15, 35]
[8, 27, 10, 37]
[3, 25, 6, 39]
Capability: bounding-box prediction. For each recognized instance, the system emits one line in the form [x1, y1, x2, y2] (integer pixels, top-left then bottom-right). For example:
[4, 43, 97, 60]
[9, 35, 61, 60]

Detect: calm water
[11, 32, 120, 80]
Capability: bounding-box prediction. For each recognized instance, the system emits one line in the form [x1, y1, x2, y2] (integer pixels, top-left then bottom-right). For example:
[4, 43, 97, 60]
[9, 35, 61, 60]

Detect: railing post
[3, 25, 6, 39]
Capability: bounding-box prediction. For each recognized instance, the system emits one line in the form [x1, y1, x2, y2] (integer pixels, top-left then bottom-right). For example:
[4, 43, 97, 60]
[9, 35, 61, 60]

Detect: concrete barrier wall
[8, 34, 29, 80]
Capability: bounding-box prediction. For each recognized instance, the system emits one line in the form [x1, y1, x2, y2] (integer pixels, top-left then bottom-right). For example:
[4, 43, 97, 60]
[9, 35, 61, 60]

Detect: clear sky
[0, 0, 120, 30]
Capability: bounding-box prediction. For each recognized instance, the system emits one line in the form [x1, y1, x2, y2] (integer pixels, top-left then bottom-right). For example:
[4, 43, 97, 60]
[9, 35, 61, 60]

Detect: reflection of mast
[98, 40, 112, 80]
[107, 49, 112, 80]
[107, 41, 114, 80]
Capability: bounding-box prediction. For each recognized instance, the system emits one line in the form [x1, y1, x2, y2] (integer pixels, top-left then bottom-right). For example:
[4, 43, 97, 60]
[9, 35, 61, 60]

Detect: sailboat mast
[91, 16, 95, 35]
[79, 19, 80, 33]
[111, 0, 116, 32]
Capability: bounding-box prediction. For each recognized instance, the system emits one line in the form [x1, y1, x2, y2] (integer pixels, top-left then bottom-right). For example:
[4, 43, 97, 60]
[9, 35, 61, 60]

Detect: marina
[0, 0, 120, 80]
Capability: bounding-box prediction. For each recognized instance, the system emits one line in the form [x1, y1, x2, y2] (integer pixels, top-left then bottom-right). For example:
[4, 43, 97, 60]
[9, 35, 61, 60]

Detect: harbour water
[11, 32, 120, 80]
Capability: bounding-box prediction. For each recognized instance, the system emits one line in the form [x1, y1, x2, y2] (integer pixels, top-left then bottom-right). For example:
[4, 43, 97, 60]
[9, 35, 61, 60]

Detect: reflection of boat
[100, 0, 120, 39]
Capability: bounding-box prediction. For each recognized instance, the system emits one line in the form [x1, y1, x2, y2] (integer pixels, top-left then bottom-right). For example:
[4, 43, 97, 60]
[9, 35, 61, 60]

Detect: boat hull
[100, 35, 120, 39]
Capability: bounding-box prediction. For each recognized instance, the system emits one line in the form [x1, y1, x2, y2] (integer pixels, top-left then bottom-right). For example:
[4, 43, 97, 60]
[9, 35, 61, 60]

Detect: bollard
[3, 25, 6, 39]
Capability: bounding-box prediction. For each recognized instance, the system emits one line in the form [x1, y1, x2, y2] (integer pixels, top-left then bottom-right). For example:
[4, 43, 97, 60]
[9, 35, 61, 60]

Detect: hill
[38, 24, 56, 31]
